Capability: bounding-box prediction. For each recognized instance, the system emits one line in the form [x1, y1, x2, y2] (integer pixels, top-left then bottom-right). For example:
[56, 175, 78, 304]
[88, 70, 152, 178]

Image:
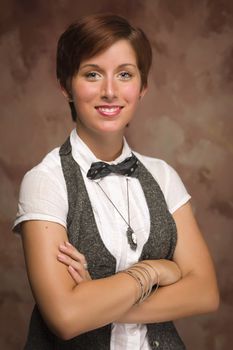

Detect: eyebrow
[79, 63, 137, 70]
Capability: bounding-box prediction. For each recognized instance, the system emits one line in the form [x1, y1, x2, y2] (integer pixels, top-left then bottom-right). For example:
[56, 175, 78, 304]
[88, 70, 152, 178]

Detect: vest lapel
[137, 160, 177, 261]
[60, 138, 116, 280]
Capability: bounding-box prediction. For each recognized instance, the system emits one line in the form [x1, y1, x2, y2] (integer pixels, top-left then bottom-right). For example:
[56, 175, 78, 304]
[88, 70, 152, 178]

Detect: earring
[67, 94, 73, 103]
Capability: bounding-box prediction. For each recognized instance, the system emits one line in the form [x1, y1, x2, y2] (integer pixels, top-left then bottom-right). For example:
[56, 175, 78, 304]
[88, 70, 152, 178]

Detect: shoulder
[134, 151, 191, 213]
[134, 151, 173, 190]
[30, 147, 62, 175]
[22, 147, 64, 188]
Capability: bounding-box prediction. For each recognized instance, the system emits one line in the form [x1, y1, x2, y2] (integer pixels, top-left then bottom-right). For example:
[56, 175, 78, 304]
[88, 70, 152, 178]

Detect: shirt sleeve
[163, 163, 191, 214]
[13, 168, 68, 233]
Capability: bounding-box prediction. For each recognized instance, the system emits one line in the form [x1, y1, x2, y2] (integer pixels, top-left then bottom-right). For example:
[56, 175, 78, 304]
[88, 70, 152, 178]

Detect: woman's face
[69, 39, 147, 143]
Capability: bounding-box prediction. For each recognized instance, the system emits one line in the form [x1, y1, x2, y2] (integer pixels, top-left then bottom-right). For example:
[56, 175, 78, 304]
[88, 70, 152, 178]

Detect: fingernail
[59, 244, 66, 250]
[57, 254, 65, 261]
[65, 241, 72, 247]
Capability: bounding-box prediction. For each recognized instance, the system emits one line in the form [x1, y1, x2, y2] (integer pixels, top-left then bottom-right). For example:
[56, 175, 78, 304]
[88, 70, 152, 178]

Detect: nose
[101, 76, 118, 101]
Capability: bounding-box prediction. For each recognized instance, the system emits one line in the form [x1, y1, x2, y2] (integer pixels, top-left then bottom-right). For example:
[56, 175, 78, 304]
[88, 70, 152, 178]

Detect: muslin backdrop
[0, 0, 232, 349]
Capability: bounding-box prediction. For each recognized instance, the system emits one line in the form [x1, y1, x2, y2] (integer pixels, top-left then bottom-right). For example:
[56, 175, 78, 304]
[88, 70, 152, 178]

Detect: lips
[95, 105, 123, 117]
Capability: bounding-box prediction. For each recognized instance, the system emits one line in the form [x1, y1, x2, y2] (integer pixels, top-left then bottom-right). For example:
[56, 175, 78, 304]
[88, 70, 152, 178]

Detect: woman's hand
[57, 241, 92, 283]
[56, 242, 181, 288]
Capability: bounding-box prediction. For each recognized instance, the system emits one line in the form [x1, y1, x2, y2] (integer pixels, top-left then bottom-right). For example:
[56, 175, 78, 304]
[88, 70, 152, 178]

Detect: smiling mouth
[95, 106, 123, 117]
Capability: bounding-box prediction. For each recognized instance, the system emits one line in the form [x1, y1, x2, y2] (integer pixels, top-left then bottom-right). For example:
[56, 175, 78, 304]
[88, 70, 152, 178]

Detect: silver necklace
[96, 178, 137, 251]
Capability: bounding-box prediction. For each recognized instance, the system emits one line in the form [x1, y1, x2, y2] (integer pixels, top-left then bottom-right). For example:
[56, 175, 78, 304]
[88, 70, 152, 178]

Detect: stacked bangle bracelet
[121, 262, 160, 304]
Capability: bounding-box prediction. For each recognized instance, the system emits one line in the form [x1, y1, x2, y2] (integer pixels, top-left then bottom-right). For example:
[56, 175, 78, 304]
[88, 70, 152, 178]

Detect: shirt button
[153, 340, 160, 347]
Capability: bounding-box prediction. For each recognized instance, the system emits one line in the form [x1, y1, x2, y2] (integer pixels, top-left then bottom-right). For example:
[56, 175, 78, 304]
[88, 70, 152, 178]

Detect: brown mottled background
[0, 0, 232, 349]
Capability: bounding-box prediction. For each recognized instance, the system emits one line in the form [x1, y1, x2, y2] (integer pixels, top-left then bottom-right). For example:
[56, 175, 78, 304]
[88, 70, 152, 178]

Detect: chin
[97, 122, 128, 134]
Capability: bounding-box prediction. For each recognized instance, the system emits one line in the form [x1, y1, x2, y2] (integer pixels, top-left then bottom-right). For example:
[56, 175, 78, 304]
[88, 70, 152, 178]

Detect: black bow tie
[87, 154, 139, 180]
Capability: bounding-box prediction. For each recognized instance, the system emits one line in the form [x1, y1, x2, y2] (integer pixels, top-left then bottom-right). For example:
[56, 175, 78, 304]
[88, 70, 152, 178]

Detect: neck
[76, 129, 124, 161]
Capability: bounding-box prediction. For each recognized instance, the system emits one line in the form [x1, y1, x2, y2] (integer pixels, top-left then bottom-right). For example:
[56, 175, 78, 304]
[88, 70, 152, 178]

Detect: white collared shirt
[14, 129, 191, 350]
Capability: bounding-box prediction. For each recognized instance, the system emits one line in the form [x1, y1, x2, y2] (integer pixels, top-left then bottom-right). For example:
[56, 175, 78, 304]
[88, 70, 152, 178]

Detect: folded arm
[117, 202, 219, 323]
[21, 220, 141, 340]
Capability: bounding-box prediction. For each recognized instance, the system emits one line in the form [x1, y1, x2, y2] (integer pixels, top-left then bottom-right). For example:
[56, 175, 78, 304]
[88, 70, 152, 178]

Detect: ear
[59, 82, 73, 101]
[139, 85, 148, 100]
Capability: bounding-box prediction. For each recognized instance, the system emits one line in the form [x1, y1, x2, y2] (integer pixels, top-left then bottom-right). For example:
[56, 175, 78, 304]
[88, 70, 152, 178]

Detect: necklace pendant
[127, 226, 137, 251]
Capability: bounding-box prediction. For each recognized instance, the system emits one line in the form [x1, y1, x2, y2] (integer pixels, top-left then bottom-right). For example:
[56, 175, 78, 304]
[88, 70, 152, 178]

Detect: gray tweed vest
[24, 138, 186, 350]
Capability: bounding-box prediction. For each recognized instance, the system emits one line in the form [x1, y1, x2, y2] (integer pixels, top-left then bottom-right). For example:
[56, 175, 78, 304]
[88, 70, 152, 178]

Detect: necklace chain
[126, 178, 130, 228]
[96, 178, 131, 228]
[96, 178, 137, 250]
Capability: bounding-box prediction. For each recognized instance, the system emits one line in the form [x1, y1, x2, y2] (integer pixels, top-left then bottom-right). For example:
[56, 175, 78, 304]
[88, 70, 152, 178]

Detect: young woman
[14, 14, 219, 349]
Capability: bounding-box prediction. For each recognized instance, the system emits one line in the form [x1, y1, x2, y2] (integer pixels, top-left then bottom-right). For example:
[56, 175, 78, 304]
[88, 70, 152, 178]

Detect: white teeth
[99, 107, 119, 112]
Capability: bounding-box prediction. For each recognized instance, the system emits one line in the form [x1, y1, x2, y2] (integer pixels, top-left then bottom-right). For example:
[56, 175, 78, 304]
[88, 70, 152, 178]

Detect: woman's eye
[118, 71, 132, 80]
[85, 72, 101, 80]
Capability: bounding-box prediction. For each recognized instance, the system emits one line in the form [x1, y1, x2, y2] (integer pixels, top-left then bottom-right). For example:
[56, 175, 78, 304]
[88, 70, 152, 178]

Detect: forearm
[42, 272, 138, 340]
[117, 272, 219, 324]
